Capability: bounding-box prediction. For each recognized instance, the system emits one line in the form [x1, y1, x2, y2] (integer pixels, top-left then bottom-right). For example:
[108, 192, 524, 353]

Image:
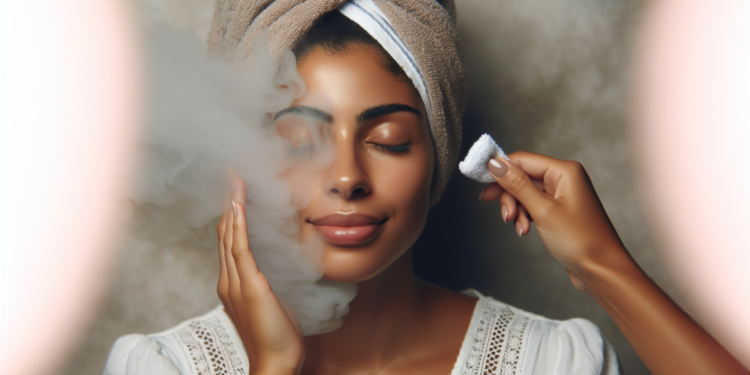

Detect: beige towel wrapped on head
[209, 0, 465, 204]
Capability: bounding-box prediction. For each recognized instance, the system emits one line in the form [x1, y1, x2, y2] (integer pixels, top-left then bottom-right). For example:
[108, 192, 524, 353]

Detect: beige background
[59, 1, 682, 374]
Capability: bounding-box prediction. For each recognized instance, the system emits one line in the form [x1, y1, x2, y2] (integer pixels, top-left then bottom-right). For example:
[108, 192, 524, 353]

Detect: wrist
[566, 243, 640, 298]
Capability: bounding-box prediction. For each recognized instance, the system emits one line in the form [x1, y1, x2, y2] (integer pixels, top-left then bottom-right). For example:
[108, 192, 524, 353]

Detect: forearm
[574, 247, 748, 375]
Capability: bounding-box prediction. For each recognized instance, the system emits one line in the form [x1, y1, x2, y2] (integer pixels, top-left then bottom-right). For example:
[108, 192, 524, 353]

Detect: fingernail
[501, 205, 508, 222]
[488, 158, 508, 179]
[516, 221, 523, 237]
[232, 200, 238, 217]
[479, 186, 488, 200]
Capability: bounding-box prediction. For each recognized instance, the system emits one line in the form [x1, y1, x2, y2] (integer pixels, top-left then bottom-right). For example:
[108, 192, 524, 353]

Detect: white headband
[337, 0, 433, 134]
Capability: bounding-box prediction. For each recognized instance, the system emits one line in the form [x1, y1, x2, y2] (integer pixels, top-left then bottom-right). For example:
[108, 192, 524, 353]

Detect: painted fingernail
[501, 205, 508, 222]
[516, 221, 523, 237]
[232, 200, 238, 217]
[479, 186, 488, 200]
[488, 158, 508, 179]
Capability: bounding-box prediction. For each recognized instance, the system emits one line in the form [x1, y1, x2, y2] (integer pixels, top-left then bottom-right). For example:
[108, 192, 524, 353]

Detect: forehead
[294, 45, 424, 115]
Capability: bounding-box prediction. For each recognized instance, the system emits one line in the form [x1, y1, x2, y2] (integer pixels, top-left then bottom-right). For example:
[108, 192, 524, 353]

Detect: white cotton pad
[458, 133, 511, 183]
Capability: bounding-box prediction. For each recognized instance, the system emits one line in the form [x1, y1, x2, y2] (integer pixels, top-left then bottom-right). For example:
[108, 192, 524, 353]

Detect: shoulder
[103, 334, 180, 375]
[104, 305, 248, 375]
[452, 289, 619, 375]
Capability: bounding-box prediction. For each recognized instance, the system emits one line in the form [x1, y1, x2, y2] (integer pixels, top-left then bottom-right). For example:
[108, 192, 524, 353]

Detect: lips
[309, 213, 386, 245]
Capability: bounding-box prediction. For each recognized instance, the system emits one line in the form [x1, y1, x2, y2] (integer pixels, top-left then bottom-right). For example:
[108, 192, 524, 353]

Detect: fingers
[223, 206, 241, 293]
[516, 205, 531, 237]
[480, 184, 517, 225]
[231, 201, 261, 282]
[480, 151, 554, 236]
[510, 151, 584, 195]
[230, 171, 247, 206]
[506, 150, 562, 180]
[488, 157, 553, 215]
[223, 171, 251, 297]
[479, 183, 503, 202]
[217, 210, 230, 306]
[481, 183, 536, 229]
[219, 171, 266, 304]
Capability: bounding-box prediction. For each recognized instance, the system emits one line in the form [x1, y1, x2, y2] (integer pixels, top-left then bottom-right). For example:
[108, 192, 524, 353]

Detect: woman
[105, 0, 748, 374]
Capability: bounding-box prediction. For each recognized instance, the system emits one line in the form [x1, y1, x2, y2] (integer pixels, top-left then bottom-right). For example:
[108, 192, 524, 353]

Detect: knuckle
[241, 273, 272, 298]
[536, 199, 556, 219]
[230, 246, 243, 260]
[505, 170, 529, 192]
[249, 282, 273, 302]
[564, 160, 585, 174]
[252, 274, 272, 293]
[500, 192, 516, 206]
[217, 285, 227, 298]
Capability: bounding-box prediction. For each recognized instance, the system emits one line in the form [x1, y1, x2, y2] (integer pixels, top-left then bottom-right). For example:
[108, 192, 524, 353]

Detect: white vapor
[132, 10, 356, 335]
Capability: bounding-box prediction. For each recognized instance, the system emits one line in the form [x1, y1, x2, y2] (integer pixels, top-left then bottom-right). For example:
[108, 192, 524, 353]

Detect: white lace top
[104, 290, 619, 375]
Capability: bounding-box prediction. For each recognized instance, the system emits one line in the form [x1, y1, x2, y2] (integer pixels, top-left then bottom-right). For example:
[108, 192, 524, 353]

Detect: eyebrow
[272, 103, 422, 124]
[356, 103, 422, 124]
[273, 106, 334, 123]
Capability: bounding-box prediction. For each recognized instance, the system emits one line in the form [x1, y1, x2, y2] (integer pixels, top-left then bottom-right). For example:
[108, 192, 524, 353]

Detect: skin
[216, 44, 749, 374]
[482, 155, 749, 375]
[218, 44, 476, 375]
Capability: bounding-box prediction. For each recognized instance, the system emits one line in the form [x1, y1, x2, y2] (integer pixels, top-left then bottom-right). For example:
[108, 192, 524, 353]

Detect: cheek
[284, 169, 327, 209]
[372, 149, 433, 226]
[376, 161, 431, 210]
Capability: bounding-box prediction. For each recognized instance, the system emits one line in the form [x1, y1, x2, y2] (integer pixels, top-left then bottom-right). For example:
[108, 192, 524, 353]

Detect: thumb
[488, 157, 551, 215]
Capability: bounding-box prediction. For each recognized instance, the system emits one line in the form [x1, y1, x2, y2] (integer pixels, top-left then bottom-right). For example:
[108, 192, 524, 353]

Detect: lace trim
[460, 301, 531, 375]
[175, 316, 244, 375]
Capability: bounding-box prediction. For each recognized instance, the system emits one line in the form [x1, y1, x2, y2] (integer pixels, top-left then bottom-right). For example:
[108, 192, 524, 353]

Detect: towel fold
[208, 0, 465, 204]
[459, 133, 510, 183]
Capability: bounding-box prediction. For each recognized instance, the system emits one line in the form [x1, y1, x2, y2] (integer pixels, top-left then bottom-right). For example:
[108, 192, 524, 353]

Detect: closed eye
[286, 144, 315, 155]
[371, 143, 411, 153]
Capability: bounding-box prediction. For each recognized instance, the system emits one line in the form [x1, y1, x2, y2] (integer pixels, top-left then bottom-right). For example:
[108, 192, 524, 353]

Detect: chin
[323, 247, 409, 283]
[316, 224, 423, 283]
[319, 244, 410, 282]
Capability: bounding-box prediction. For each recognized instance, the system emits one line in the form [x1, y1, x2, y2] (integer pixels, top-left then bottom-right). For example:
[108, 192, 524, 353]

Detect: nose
[326, 146, 371, 200]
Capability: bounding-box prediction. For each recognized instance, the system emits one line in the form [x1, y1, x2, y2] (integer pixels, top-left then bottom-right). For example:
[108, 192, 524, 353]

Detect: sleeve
[103, 334, 182, 375]
[527, 318, 620, 375]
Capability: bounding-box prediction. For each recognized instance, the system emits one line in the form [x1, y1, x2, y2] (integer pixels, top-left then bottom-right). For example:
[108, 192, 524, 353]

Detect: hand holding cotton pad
[458, 133, 511, 183]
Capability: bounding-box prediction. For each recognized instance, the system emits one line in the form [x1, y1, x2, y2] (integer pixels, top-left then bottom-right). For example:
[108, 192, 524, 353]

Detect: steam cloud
[133, 22, 356, 335]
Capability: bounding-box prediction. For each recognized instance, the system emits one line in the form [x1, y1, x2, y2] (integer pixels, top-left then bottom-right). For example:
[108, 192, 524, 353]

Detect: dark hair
[292, 12, 411, 84]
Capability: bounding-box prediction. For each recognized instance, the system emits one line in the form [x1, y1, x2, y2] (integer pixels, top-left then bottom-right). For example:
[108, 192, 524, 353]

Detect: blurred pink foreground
[0, 1, 139, 375]
[634, 0, 750, 369]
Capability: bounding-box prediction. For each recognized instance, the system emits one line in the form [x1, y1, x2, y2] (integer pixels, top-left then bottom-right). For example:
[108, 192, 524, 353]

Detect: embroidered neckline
[457, 297, 531, 375]
[175, 316, 244, 375]
[171, 297, 531, 375]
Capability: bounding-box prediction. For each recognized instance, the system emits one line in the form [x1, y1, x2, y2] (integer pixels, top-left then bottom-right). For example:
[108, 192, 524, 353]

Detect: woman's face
[274, 44, 434, 283]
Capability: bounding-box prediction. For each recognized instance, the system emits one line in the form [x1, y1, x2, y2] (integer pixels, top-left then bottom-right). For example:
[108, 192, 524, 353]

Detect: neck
[304, 250, 426, 366]
[349, 249, 421, 317]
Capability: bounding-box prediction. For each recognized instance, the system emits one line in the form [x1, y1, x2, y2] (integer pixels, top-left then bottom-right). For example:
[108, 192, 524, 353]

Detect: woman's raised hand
[217, 174, 304, 375]
[480, 151, 750, 375]
[478, 151, 623, 278]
